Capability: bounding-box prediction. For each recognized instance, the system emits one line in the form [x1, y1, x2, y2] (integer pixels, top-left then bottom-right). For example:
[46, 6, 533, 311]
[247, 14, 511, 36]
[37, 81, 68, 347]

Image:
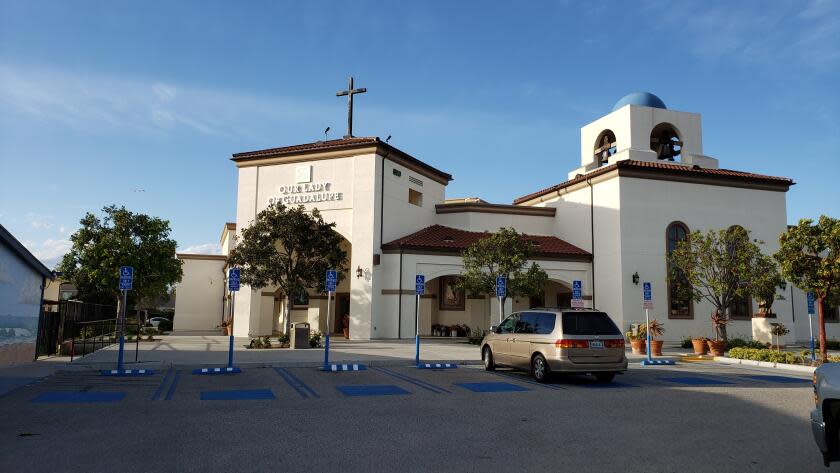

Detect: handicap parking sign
[119, 266, 133, 290]
[415, 275, 425, 295]
[496, 276, 506, 298]
[807, 292, 815, 315]
[228, 268, 241, 292]
[571, 280, 584, 308]
[642, 282, 653, 309]
[326, 270, 337, 292]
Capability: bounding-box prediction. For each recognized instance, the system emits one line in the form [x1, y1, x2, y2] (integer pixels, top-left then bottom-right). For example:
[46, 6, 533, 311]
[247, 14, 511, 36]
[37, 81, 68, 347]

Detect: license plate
[589, 340, 604, 349]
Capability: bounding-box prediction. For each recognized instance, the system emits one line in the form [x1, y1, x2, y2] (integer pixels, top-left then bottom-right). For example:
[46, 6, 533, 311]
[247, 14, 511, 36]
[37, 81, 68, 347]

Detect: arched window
[666, 222, 692, 319]
[593, 130, 617, 167]
[726, 225, 752, 319]
[650, 123, 683, 161]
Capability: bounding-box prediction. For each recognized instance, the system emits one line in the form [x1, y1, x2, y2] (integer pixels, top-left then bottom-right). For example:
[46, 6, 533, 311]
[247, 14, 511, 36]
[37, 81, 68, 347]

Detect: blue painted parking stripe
[489, 370, 567, 391]
[372, 367, 451, 394]
[200, 389, 276, 401]
[456, 382, 530, 393]
[151, 367, 174, 401]
[164, 370, 181, 401]
[336, 385, 410, 396]
[33, 391, 126, 403]
[274, 368, 320, 399]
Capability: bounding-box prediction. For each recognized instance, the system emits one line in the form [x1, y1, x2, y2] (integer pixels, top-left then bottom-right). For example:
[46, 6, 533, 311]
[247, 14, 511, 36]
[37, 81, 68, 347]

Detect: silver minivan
[480, 309, 628, 382]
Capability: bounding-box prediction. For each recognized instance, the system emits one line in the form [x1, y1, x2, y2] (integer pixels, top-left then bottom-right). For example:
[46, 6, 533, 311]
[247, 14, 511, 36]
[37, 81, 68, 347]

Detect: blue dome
[612, 92, 667, 111]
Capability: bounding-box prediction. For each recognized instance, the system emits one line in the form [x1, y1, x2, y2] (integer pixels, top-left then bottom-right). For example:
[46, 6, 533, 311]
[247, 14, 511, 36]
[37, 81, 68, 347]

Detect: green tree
[458, 227, 548, 324]
[669, 226, 776, 341]
[57, 205, 183, 307]
[227, 203, 348, 335]
[774, 216, 840, 362]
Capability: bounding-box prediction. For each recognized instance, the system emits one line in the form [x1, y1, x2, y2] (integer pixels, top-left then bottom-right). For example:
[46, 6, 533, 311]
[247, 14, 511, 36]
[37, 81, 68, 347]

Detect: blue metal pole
[324, 334, 330, 370]
[117, 289, 127, 371]
[117, 335, 125, 371]
[324, 291, 332, 370]
[645, 308, 652, 363]
[227, 334, 234, 368]
[415, 294, 420, 366]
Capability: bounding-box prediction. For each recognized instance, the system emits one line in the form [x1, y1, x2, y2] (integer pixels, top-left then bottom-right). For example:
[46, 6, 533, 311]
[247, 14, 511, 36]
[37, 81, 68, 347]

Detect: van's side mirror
[490, 325, 499, 334]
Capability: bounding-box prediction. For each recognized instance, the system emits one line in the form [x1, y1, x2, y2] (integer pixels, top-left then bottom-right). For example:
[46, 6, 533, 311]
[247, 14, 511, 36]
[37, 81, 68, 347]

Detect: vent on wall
[392, 169, 402, 177]
[409, 176, 423, 187]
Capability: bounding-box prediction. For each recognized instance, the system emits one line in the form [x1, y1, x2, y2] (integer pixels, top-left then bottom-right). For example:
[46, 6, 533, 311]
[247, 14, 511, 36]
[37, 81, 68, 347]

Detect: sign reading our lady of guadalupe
[268, 182, 343, 206]
[268, 165, 344, 206]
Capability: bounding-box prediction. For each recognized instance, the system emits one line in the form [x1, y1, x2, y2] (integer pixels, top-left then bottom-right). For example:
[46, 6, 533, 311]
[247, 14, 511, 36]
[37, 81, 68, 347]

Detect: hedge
[727, 347, 798, 364]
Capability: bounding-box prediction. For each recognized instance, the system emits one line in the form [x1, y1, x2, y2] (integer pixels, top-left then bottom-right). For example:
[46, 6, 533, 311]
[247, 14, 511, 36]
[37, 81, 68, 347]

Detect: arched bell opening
[650, 123, 683, 161]
[594, 130, 617, 166]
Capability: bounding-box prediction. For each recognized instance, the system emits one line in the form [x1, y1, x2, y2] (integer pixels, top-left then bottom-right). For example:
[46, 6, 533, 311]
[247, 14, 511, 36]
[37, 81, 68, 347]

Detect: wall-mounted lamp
[356, 266, 364, 278]
[632, 272, 639, 285]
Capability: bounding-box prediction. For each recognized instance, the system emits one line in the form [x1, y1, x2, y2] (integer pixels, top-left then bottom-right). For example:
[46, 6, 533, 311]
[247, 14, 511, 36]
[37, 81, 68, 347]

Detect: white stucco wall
[436, 211, 554, 235]
[616, 176, 792, 342]
[0, 244, 44, 319]
[174, 256, 225, 331]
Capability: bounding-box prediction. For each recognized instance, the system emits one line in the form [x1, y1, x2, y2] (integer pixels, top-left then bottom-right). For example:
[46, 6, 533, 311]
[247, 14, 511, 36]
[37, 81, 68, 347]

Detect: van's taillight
[555, 339, 589, 348]
[604, 340, 625, 348]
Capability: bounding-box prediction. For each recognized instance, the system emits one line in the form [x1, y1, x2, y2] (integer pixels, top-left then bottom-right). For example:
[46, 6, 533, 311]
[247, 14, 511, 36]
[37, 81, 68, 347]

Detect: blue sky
[1, 0, 838, 268]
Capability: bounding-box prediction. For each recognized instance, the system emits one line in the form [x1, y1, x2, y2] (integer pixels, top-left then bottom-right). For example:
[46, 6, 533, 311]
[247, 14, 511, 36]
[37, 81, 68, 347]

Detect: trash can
[290, 322, 311, 349]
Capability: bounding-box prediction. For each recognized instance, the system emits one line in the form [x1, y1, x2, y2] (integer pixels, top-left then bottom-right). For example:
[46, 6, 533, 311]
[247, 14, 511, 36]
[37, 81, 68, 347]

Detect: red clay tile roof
[513, 160, 794, 205]
[231, 136, 453, 183]
[232, 137, 379, 159]
[382, 225, 590, 260]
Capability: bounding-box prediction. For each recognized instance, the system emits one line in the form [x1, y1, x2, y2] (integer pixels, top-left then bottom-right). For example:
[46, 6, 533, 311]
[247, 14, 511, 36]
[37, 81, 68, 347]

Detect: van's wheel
[532, 354, 549, 383]
[482, 346, 495, 371]
[594, 372, 616, 383]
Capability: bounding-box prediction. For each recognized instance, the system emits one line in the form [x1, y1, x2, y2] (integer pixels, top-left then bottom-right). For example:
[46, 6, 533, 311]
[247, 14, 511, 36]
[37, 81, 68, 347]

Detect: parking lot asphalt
[0, 361, 828, 472]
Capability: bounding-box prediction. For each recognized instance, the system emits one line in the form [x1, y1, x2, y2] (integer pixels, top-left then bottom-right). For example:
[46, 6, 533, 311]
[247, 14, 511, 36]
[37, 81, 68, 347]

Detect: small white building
[0, 223, 53, 348]
[176, 92, 836, 344]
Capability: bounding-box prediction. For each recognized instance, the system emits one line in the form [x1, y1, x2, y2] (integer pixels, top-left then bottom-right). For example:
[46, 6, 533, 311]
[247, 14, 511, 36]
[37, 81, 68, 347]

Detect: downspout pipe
[398, 245, 403, 339]
[586, 177, 596, 308]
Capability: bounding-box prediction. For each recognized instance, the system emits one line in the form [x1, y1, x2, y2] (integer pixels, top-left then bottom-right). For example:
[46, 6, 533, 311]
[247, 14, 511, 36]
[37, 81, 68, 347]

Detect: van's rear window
[561, 312, 621, 335]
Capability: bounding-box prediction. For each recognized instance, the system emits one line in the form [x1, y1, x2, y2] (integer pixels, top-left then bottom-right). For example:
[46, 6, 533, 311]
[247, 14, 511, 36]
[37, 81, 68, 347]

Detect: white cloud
[643, 0, 840, 69]
[26, 212, 55, 230]
[179, 242, 222, 255]
[30, 238, 73, 269]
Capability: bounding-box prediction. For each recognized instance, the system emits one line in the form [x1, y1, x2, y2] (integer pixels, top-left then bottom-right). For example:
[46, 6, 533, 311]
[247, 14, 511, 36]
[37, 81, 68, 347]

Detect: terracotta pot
[707, 340, 726, 357]
[222, 326, 232, 336]
[691, 339, 708, 355]
[650, 340, 663, 356]
[342, 328, 349, 339]
[630, 339, 646, 355]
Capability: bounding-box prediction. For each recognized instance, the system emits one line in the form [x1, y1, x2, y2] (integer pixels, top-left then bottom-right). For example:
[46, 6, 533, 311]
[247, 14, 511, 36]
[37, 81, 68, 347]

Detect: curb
[62, 359, 484, 371]
[713, 356, 816, 374]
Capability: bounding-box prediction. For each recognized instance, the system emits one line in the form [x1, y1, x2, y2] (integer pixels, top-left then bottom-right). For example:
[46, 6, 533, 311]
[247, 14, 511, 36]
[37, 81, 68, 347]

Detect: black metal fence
[35, 300, 120, 358]
[68, 318, 140, 362]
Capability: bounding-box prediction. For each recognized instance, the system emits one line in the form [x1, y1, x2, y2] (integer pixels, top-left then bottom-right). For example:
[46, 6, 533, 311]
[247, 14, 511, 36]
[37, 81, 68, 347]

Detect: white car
[812, 363, 840, 466]
[148, 317, 169, 328]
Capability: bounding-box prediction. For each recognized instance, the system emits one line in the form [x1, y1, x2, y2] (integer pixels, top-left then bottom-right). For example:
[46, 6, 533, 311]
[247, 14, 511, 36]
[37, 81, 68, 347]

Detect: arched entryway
[511, 279, 573, 311]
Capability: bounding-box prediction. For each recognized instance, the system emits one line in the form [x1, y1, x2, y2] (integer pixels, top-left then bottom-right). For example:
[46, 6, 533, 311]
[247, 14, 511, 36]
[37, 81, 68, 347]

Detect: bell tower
[569, 92, 719, 179]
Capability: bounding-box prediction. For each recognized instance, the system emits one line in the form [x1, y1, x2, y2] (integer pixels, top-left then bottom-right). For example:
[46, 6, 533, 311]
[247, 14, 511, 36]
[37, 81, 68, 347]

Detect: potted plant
[450, 325, 460, 337]
[626, 326, 646, 355]
[691, 336, 709, 355]
[644, 319, 665, 356]
[277, 333, 290, 348]
[707, 312, 728, 356]
[220, 319, 232, 336]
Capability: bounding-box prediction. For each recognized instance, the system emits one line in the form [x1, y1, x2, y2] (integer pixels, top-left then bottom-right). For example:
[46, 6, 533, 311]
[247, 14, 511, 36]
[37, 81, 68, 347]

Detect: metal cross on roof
[336, 76, 366, 138]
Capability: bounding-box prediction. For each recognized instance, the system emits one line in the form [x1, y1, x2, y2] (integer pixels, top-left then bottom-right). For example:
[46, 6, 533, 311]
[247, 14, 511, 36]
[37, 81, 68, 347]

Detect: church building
[175, 90, 832, 344]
